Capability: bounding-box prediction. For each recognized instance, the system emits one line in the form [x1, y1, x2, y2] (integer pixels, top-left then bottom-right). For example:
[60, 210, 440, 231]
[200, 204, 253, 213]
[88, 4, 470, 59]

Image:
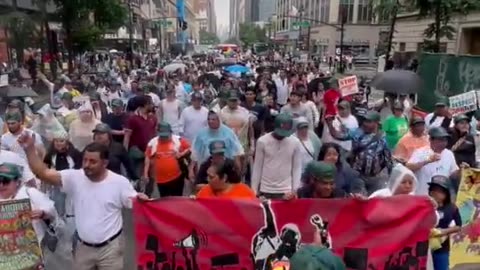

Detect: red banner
[134, 196, 436, 270]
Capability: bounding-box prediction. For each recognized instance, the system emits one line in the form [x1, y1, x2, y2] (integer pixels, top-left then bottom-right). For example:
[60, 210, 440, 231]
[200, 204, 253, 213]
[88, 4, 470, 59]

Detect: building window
[439, 42, 447, 53]
[357, 0, 373, 23]
[338, 0, 354, 23]
[399, 42, 406, 52]
[320, 0, 330, 22]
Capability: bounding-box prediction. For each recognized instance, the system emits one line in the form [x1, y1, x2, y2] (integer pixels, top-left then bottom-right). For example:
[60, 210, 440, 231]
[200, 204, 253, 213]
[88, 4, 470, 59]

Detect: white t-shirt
[1, 129, 43, 160]
[322, 115, 359, 151]
[408, 147, 459, 195]
[60, 169, 137, 243]
[425, 113, 445, 130]
[180, 106, 209, 143]
[160, 99, 183, 135]
[274, 78, 289, 105]
[0, 150, 35, 183]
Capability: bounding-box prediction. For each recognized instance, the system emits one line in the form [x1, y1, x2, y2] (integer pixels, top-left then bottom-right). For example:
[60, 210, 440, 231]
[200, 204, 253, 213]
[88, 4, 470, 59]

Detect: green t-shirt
[382, 115, 409, 150]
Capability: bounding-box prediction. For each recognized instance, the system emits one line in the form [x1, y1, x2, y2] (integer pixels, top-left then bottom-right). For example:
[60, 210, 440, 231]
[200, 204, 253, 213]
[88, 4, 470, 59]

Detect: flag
[289, 5, 298, 17]
[134, 197, 437, 270]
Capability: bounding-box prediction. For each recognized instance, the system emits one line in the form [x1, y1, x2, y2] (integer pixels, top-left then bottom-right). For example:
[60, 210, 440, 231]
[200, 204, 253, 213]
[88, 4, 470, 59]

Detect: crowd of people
[0, 53, 472, 270]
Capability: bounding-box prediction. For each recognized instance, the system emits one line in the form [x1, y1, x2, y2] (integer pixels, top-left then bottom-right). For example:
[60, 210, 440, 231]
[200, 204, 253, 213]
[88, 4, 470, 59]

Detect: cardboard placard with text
[338, 75, 359, 97]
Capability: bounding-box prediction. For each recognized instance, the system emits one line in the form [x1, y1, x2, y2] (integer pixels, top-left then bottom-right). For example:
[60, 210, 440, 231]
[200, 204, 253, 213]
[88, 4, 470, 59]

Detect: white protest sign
[449, 91, 478, 115]
[0, 74, 8, 87]
[338, 75, 359, 97]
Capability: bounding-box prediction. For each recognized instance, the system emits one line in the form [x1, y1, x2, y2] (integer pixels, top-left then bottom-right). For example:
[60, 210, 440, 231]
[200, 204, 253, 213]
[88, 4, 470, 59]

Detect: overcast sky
[214, 0, 229, 28]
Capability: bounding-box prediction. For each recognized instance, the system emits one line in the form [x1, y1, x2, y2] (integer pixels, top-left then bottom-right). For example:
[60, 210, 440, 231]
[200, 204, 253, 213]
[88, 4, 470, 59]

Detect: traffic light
[181, 21, 188, 31]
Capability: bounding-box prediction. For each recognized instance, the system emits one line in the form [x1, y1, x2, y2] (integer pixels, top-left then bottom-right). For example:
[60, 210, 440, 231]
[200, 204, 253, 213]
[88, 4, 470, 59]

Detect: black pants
[259, 192, 285, 200]
[157, 175, 184, 197]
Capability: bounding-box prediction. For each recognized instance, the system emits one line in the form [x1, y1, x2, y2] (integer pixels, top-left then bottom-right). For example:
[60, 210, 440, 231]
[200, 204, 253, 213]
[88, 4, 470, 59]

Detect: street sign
[292, 21, 310, 29]
[155, 20, 173, 28]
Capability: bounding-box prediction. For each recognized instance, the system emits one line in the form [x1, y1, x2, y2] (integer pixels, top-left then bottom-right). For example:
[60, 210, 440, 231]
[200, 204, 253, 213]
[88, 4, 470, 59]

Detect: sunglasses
[0, 177, 13, 185]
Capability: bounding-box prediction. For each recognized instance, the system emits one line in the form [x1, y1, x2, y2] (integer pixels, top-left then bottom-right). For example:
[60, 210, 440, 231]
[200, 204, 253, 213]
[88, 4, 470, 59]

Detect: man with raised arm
[18, 132, 148, 270]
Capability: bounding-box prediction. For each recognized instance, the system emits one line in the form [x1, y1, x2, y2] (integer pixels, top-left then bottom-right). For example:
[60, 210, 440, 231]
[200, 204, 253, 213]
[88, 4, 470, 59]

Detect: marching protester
[394, 116, 430, 163]
[294, 117, 321, 171]
[68, 103, 101, 151]
[297, 161, 347, 199]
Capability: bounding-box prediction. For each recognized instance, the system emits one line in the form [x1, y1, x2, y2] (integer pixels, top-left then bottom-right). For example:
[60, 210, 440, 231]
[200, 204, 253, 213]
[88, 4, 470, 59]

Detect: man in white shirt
[19, 134, 147, 270]
[158, 88, 184, 135]
[179, 92, 209, 142]
[424, 100, 452, 130]
[274, 70, 289, 107]
[252, 113, 302, 200]
[1, 111, 45, 160]
[407, 127, 459, 195]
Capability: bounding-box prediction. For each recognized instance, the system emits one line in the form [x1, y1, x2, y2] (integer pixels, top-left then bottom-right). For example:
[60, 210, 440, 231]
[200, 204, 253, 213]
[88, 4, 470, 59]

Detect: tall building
[230, 0, 246, 38]
[194, 0, 217, 33]
[274, 0, 388, 63]
[258, 0, 277, 22]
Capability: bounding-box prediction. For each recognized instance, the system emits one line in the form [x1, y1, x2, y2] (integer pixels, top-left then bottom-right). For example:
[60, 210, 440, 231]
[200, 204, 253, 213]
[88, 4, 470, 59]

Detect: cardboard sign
[0, 199, 43, 270]
[449, 91, 478, 115]
[338, 75, 359, 97]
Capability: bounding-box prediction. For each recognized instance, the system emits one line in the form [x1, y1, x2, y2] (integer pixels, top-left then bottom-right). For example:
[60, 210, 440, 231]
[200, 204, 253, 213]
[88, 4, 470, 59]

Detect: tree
[415, 0, 479, 53]
[239, 23, 267, 47]
[371, 0, 399, 63]
[51, 0, 127, 72]
[199, 30, 220, 45]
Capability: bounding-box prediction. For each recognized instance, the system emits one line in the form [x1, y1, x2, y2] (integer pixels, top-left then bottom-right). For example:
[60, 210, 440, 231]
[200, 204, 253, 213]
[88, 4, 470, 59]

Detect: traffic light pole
[127, 0, 134, 66]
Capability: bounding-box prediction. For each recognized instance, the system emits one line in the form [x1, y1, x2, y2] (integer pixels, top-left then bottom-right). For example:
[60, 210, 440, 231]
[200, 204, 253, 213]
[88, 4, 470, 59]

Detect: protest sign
[449, 91, 478, 115]
[338, 75, 359, 97]
[134, 197, 436, 270]
[0, 199, 43, 270]
[451, 168, 480, 270]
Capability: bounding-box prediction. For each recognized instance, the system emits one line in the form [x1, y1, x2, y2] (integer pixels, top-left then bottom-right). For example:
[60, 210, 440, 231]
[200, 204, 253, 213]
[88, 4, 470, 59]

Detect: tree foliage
[239, 23, 267, 47]
[199, 30, 220, 45]
[415, 0, 480, 52]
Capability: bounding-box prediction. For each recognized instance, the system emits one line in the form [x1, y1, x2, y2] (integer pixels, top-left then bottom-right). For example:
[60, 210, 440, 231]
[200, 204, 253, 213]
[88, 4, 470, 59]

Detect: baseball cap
[273, 113, 294, 137]
[209, 140, 226, 155]
[111, 99, 124, 108]
[92, 123, 112, 134]
[227, 91, 240, 101]
[410, 116, 425, 126]
[307, 161, 336, 182]
[363, 111, 381, 122]
[157, 121, 172, 137]
[61, 92, 73, 100]
[428, 127, 450, 139]
[191, 92, 203, 100]
[428, 175, 450, 191]
[454, 114, 469, 124]
[0, 163, 21, 181]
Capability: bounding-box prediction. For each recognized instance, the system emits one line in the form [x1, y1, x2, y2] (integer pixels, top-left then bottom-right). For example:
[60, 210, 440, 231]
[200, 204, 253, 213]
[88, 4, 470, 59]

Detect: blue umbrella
[225, 64, 250, 74]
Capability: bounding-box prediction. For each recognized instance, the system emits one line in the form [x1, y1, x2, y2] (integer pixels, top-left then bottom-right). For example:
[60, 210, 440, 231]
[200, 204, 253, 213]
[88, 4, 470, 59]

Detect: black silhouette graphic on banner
[343, 241, 429, 270]
[251, 200, 331, 270]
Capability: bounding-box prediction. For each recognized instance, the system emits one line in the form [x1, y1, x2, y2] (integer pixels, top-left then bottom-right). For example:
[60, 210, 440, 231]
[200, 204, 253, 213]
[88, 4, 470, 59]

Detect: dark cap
[111, 99, 124, 108]
[5, 111, 22, 122]
[227, 91, 240, 101]
[428, 127, 450, 139]
[0, 163, 21, 180]
[7, 99, 23, 108]
[410, 116, 425, 126]
[435, 97, 449, 107]
[392, 101, 404, 110]
[191, 92, 203, 100]
[273, 113, 294, 137]
[364, 111, 381, 122]
[89, 91, 101, 101]
[306, 161, 336, 181]
[428, 175, 450, 191]
[92, 123, 112, 134]
[209, 140, 226, 155]
[157, 121, 172, 137]
[62, 92, 73, 100]
[454, 114, 469, 124]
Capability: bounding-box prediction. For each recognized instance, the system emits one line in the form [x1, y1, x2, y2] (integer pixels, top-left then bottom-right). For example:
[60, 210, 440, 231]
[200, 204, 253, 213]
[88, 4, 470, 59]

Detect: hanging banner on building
[134, 197, 436, 270]
[449, 91, 478, 115]
[0, 199, 43, 270]
[338, 75, 359, 97]
[451, 168, 480, 269]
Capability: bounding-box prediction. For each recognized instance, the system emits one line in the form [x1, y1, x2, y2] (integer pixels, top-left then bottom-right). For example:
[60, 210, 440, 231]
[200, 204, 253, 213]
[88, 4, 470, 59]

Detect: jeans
[432, 251, 449, 270]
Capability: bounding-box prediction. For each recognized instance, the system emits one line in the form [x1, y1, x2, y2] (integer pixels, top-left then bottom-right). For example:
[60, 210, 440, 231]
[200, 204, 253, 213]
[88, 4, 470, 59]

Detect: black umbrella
[198, 73, 221, 90]
[370, 70, 422, 94]
[308, 76, 334, 92]
[0, 85, 38, 98]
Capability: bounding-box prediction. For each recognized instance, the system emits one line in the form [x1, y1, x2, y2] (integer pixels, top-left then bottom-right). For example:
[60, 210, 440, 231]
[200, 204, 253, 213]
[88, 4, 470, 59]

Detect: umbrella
[370, 70, 422, 94]
[109, 49, 119, 54]
[214, 60, 237, 67]
[198, 73, 221, 90]
[225, 65, 250, 74]
[0, 85, 38, 98]
[164, 63, 187, 73]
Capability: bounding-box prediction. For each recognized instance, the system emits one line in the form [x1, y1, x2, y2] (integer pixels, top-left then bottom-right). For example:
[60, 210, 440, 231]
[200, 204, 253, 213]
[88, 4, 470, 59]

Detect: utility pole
[339, 7, 346, 74]
[128, 0, 134, 66]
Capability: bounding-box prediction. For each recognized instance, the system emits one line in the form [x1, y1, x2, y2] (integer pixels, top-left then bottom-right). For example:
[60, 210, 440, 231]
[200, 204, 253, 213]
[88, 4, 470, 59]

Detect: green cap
[227, 91, 240, 101]
[61, 92, 73, 100]
[435, 97, 449, 107]
[428, 127, 450, 139]
[92, 123, 112, 134]
[363, 111, 381, 122]
[111, 99, 124, 108]
[5, 111, 22, 122]
[8, 99, 23, 108]
[0, 163, 22, 180]
[307, 161, 336, 181]
[157, 121, 172, 137]
[273, 113, 294, 137]
[290, 245, 346, 270]
[209, 140, 226, 155]
[410, 116, 425, 126]
[454, 114, 469, 124]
